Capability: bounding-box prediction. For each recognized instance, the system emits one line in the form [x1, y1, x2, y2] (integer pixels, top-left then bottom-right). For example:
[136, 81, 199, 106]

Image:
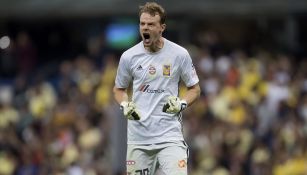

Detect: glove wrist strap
[180, 100, 188, 111]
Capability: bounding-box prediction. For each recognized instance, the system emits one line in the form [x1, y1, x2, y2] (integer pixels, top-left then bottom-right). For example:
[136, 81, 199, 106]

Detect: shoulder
[165, 39, 189, 56]
[121, 41, 144, 59]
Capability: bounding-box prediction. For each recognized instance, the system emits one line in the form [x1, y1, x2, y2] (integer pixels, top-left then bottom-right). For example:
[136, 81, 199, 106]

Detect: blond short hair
[139, 2, 166, 24]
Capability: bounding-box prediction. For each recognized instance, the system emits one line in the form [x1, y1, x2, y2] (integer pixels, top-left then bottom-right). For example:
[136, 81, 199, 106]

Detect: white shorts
[126, 141, 189, 175]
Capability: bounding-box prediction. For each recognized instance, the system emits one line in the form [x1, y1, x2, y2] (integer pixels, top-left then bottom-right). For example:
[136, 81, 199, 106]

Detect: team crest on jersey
[163, 64, 171, 77]
[148, 65, 156, 75]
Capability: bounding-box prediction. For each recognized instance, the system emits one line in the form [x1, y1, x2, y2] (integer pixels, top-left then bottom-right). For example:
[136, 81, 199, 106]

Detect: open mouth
[143, 33, 150, 40]
[143, 33, 150, 44]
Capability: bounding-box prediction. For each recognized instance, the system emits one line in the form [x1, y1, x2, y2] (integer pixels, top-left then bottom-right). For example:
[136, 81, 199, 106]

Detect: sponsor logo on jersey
[139, 84, 150, 92]
[163, 64, 171, 76]
[148, 65, 156, 75]
[126, 160, 136, 165]
[139, 84, 165, 93]
[178, 159, 187, 168]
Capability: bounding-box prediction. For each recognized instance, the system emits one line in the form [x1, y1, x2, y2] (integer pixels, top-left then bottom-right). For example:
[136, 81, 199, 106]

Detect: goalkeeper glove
[120, 101, 140, 120]
[162, 96, 187, 114]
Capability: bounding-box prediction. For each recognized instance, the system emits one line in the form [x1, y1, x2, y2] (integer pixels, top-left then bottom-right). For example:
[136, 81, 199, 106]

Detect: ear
[160, 24, 166, 34]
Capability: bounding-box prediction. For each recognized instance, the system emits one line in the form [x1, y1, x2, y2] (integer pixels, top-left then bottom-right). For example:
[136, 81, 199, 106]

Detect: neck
[145, 37, 164, 53]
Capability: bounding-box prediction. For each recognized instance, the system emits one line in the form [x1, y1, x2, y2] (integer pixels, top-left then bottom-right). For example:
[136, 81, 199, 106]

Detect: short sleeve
[180, 52, 199, 87]
[115, 53, 132, 88]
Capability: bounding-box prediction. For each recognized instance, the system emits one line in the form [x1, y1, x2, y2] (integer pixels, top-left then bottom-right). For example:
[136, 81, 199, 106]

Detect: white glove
[120, 101, 140, 120]
[162, 96, 187, 114]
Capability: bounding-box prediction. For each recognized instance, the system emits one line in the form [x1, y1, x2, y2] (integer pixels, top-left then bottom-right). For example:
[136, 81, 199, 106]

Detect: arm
[113, 86, 140, 120]
[113, 52, 132, 105]
[179, 50, 201, 108]
[113, 86, 129, 105]
[163, 51, 201, 114]
[162, 83, 201, 114]
[113, 53, 140, 120]
[182, 83, 201, 107]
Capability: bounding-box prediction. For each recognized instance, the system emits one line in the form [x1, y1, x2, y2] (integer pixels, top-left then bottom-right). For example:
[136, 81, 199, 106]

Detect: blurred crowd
[0, 30, 306, 175]
[184, 37, 307, 175]
[0, 31, 119, 175]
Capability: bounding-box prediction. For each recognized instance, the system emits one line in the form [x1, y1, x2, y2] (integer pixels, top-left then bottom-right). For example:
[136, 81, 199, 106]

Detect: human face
[139, 12, 165, 51]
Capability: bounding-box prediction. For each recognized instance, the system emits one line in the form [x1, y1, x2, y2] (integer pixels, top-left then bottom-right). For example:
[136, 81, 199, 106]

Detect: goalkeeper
[113, 2, 200, 175]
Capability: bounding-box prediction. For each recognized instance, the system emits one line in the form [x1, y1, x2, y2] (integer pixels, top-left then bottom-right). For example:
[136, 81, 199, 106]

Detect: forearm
[182, 83, 201, 107]
[113, 87, 129, 105]
[113, 86, 140, 120]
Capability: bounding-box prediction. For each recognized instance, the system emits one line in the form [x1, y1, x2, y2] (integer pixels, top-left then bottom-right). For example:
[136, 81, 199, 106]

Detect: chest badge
[163, 64, 171, 77]
[148, 65, 156, 75]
